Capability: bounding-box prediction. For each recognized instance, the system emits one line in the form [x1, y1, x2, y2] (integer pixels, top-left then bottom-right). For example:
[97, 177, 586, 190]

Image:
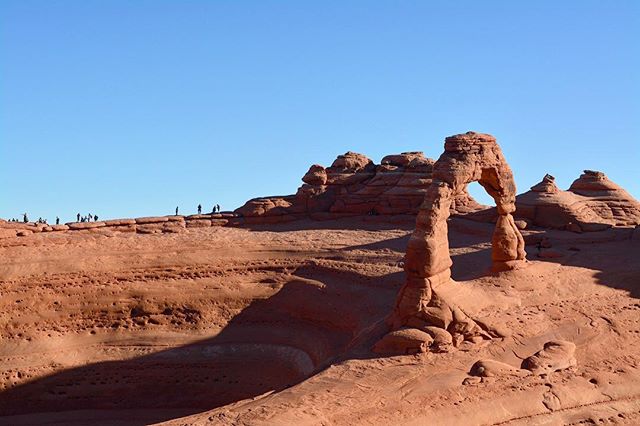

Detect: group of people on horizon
[175, 204, 222, 216]
[77, 213, 98, 223]
[8, 204, 227, 226]
[7, 214, 31, 224]
[7, 214, 62, 225]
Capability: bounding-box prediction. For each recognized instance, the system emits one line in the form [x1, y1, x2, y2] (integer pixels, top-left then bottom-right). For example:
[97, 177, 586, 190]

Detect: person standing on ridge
[216, 204, 220, 213]
[175, 206, 179, 216]
[77, 213, 80, 222]
[56, 217, 60, 225]
[197, 204, 202, 214]
[23, 213, 28, 223]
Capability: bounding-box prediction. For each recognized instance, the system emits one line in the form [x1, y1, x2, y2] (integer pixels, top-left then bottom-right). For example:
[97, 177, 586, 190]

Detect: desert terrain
[0, 215, 639, 425]
[1, 133, 640, 426]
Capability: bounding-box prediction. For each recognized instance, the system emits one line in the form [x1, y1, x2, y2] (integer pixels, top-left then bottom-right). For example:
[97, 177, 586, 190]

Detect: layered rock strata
[376, 132, 527, 354]
[236, 151, 483, 223]
[514, 171, 640, 231]
[0, 213, 238, 239]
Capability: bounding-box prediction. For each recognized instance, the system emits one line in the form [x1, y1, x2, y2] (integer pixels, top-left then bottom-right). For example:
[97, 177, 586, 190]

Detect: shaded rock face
[235, 151, 483, 223]
[514, 171, 640, 231]
[381, 132, 526, 354]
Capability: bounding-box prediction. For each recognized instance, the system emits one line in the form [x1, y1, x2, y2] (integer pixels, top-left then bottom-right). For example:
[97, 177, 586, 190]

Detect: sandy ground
[0, 218, 638, 425]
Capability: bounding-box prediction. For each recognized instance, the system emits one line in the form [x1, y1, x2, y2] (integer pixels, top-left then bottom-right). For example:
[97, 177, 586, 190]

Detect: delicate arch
[382, 132, 526, 352]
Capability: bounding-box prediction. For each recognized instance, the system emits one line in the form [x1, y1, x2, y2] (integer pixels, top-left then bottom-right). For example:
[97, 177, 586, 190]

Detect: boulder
[372, 328, 434, 355]
[470, 359, 529, 377]
[302, 165, 327, 185]
[522, 340, 577, 374]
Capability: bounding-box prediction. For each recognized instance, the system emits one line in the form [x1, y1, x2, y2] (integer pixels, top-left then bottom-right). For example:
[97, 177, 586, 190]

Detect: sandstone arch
[376, 132, 527, 354]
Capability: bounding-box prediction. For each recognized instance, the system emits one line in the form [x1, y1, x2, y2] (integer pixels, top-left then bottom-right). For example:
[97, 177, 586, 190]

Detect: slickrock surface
[236, 151, 484, 224]
[1, 212, 639, 425]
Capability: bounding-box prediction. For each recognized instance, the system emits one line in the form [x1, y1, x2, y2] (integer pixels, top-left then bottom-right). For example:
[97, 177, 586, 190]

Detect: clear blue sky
[1, 1, 638, 221]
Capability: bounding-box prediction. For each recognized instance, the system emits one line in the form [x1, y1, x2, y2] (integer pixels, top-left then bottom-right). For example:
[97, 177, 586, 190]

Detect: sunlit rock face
[377, 132, 527, 355]
[235, 150, 483, 224]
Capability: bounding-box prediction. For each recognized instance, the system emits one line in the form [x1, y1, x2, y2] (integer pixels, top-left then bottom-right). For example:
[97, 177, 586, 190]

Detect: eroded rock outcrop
[568, 170, 640, 226]
[514, 171, 640, 232]
[522, 340, 577, 374]
[0, 213, 237, 239]
[236, 151, 483, 223]
[378, 132, 527, 354]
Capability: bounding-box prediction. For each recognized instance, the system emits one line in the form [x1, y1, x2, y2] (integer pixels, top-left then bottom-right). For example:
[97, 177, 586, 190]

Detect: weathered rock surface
[513, 172, 640, 231]
[522, 340, 577, 374]
[382, 132, 527, 354]
[67, 221, 106, 230]
[135, 216, 169, 224]
[568, 170, 640, 226]
[235, 151, 483, 223]
[470, 359, 530, 377]
[0, 213, 237, 238]
[372, 328, 434, 355]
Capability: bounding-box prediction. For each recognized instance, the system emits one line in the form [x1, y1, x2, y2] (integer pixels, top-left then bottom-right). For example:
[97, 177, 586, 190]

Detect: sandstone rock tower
[376, 132, 527, 354]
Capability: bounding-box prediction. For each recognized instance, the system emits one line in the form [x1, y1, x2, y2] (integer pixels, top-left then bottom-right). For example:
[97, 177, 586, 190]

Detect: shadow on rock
[0, 263, 400, 425]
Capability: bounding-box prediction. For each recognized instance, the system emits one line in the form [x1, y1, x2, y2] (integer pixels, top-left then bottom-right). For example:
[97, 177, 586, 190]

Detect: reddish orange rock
[383, 132, 527, 354]
[514, 171, 640, 231]
[235, 150, 483, 223]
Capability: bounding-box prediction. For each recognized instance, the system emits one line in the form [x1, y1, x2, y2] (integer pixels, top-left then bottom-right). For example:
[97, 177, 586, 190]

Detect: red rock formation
[375, 132, 527, 355]
[0, 213, 236, 239]
[235, 151, 483, 223]
[514, 171, 640, 232]
[568, 170, 640, 226]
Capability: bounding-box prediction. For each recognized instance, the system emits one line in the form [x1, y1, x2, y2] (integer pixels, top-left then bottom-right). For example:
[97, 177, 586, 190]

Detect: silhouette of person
[197, 204, 202, 214]
[216, 204, 220, 213]
[77, 213, 81, 222]
[175, 206, 179, 216]
[23, 213, 28, 223]
[88, 213, 93, 221]
[56, 217, 60, 225]
[94, 215, 98, 221]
